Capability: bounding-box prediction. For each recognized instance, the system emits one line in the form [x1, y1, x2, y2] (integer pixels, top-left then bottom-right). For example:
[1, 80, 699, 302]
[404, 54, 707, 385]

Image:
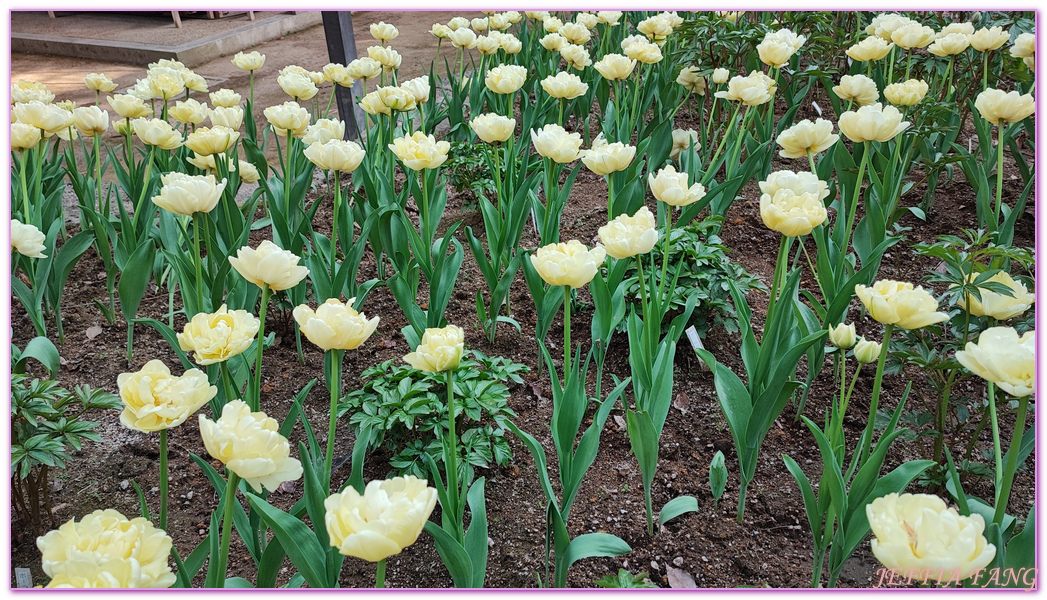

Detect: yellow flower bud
[712, 68, 730, 84]
[853, 337, 883, 364]
[404, 325, 465, 372]
[530, 240, 606, 288]
[229, 240, 309, 291]
[829, 322, 857, 349]
[670, 128, 700, 160]
[324, 476, 438, 562]
[199, 400, 303, 493]
[855, 279, 949, 330]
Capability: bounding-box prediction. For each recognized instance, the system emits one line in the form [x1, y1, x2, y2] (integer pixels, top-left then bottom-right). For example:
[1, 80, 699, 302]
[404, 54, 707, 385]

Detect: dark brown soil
[10, 17, 1035, 592]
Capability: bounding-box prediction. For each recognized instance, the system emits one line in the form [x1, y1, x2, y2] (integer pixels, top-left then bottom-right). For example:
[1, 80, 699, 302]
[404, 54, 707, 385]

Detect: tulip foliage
[13, 8, 1037, 591]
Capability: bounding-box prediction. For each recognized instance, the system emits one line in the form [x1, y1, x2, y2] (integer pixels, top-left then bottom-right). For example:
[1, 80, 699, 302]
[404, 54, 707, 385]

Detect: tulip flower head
[853, 337, 883, 364]
[955, 327, 1035, 397]
[648, 165, 706, 207]
[209, 88, 242, 108]
[389, 131, 450, 170]
[884, 79, 929, 106]
[855, 279, 949, 330]
[404, 325, 465, 372]
[838, 103, 910, 143]
[12, 80, 55, 104]
[470, 113, 516, 143]
[228, 240, 309, 291]
[833, 74, 880, 106]
[11, 122, 41, 151]
[325, 476, 438, 562]
[11, 219, 47, 258]
[581, 136, 636, 176]
[955, 271, 1034, 320]
[775, 118, 839, 159]
[185, 125, 239, 156]
[541, 72, 589, 99]
[598, 206, 659, 260]
[846, 37, 895, 62]
[294, 298, 379, 351]
[829, 322, 857, 349]
[530, 240, 606, 288]
[594, 54, 637, 81]
[971, 27, 1010, 52]
[530, 124, 583, 163]
[712, 68, 730, 84]
[485, 64, 527, 94]
[974, 88, 1035, 125]
[759, 170, 829, 237]
[152, 172, 227, 216]
[867, 493, 996, 580]
[132, 117, 183, 149]
[714, 70, 776, 105]
[232, 50, 265, 71]
[118, 360, 216, 432]
[676, 66, 706, 94]
[84, 72, 119, 93]
[670, 128, 701, 160]
[929, 32, 971, 57]
[178, 305, 260, 366]
[199, 400, 304, 493]
[72, 105, 109, 136]
[304, 139, 366, 173]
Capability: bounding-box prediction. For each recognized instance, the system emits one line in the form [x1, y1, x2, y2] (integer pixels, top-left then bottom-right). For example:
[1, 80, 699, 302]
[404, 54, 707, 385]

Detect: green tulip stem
[331, 170, 341, 276]
[133, 146, 157, 231]
[284, 132, 294, 216]
[324, 349, 344, 491]
[126, 320, 135, 363]
[941, 56, 955, 102]
[702, 101, 742, 186]
[986, 381, 1003, 490]
[250, 283, 271, 412]
[558, 98, 565, 127]
[215, 471, 240, 588]
[419, 170, 431, 254]
[375, 559, 387, 588]
[800, 242, 824, 299]
[18, 151, 30, 221]
[220, 360, 238, 408]
[993, 125, 1005, 229]
[903, 50, 914, 81]
[982, 52, 989, 91]
[192, 212, 206, 313]
[249, 70, 255, 107]
[807, 148, 818, 176]
[93, 134, 104, 215]
[445, 369, 462, 542]
[606, 175, 615, 219]
[158, 428, 168, 530]
[658, 207, 674, 306]
[860, 323, 894, 462]
[727, 105, 755, 178]
[841, 363, 862, 425]
[886, 46, 896, 86]
[993, 393, 1029, 526]
[768, 235, 791, 313]
[842, 141, 870, 256]
[562, 285, 572, 376]
[323, 86, 337, 120]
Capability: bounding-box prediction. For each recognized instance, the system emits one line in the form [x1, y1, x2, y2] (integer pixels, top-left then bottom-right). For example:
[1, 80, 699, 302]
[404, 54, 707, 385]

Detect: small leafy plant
[340, 349, 526, 479]
[595, 569, 658, 588]
[621, 217, 763, 336]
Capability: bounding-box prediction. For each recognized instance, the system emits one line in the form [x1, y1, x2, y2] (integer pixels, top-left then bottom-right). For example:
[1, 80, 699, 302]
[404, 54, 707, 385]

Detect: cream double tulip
[294, 298, 379, 351]
[209, 105, 244, 130]
[714, 70, 775, 105]
[833, 74, 879, 106]
[185, 125, 239, 156]
[485, 64, 527, 94]
[676, 66, 706, 94]
[470, 113, 516, 143]
[855, 279, 949, 330]
[541, 72, 589, 99]
[560, 22, 591, 45]
[264, 101, 309, 137]
[169, 98, 208, 125]
[37, 509, 175, 588]
[178, 305, 260, 365]
[117, 360, 216, 432]
[389, 131, 450, 170]
[540, 33, 568, 52]
[560, 44, 592, 70]
[374, 85, 416, 112]
[84, 72, 118, 93]
[594, 53, 636, 80]
[152, 172, 227, 215]
[11, 80, 54, 104]
[277, 72, 318, 101]
[598, 206, 658, 260]
[400, 76, 431, 104]
[404, 325, 465, 372]
[974, 89, 1035, 125]
[72, 106, 109, 136]
[304, 139, 366, 173]
[929, 32, 971, 56]
[760, 192, 827, 237]
[846, 37, 894, 62]
[670, 128, 700, 159]
[530, 124, 582, 163]
[132, 118, 183, 149]
[199, 400, 303, 493]
[838, 103, 910, 143]
[1010, 32, 1035, 62]
[232, 50, 265, 71]
[229, 240, 309, 291]
[867, 493, 996, 580]
[370, 21, 399, 42]
[581, 137, 635, 175]
[624, 40, 663, 64]
[543, 16, 563, 33]
[775, 118, 839, 159]
[347, 57, 382, 80]
[757, 31, 801, 68]
[209, 88, 242, 108]
[597, 11, 623, 25]
[637, 15, 672, 44]
[449, 28, 477, 49]
[648, 165, 706, 206]
[107, 94, 150, 119]
[530, 240, 606, 288]
[759, 170, 829, 203]
[368, 46, 403, 72]
[940, 22, 975, 37]
[14, 101, 74, 133]
[971, 27, 1010, 52]
[956, 271, 1034, 320]
[890, 22, 936, 49]
[11, 219, 47, 258]
[829, 322, 857, 349]
[955, 327, 1034, 397]
[323, 63, 352, 87]
[325, 476, 438, 563]
[884, 79, 929, 106]
[11, 122, 41, 151]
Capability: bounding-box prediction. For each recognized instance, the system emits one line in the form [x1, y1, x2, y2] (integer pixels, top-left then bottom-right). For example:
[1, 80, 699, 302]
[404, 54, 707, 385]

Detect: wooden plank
[320, 11, 365, 140]
[171, 11, 182, 29]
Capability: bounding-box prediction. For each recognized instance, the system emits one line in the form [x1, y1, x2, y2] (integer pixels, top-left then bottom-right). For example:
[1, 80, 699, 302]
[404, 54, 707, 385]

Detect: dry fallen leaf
[673, 392, 689, 414]
[667, 567, 697, 588]
[613, 414, 627, 430]
[86, 325, 102, 340]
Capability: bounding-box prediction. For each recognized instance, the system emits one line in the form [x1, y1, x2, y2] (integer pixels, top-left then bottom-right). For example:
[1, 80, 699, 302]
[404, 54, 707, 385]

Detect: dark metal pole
[321, 11, 366, 140]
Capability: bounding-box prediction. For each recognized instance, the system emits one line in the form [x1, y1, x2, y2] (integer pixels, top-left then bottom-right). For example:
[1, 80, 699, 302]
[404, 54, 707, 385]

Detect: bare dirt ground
[9, 11, 1036, 590]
